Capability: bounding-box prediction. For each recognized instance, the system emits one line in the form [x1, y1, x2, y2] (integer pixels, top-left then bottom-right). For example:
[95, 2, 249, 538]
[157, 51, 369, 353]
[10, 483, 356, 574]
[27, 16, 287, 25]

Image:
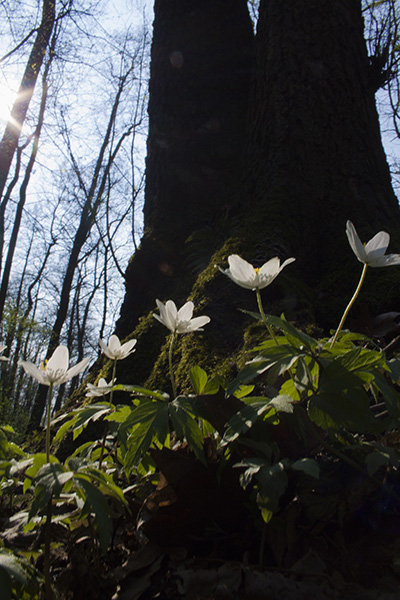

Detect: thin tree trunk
[0, 0, 55, 201]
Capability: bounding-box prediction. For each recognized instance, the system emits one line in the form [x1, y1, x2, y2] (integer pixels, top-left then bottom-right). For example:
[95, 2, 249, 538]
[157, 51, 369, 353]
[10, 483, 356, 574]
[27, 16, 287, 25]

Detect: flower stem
[99, 359, 117, 470]
[169, 332, 178, 398]
[330, 263, 368, 348]
[256, 288, 278, 344]
[46, 383, 53, 463]
[44, 383, 54, 598]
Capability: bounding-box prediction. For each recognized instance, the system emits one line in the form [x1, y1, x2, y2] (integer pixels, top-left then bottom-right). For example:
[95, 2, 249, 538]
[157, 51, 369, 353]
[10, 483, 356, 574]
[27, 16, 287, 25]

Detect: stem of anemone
[99, 358, 117, 469]
[256, 288, 278, 344]
[46, 383, 54, 463]
[45, 382, 54, 599]
[169, 332, 178, 399]
[330, 263, 368, 348]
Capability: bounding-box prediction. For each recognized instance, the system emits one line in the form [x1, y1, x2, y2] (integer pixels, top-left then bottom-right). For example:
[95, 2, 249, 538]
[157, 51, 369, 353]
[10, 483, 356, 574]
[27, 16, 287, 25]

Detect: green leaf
[308, 389, 381, 433]
[291, 458, 320, 478]
[234, 457, 266, 488]
[71, 403, 112, 437]
[123, 402, 169, 470]
[373, 370, 400, 422]
[119, 397, 166, 431]
[170, 398, 205, 464]
[223, 401, 272, 444]
[23, 453, 58, 494]
[365, 451, 392, 476]
[0, 549, 42, 598]
[233, 384, 255, 399]
[105, 405, 131, 423]
[113, 384, 168, 401]
[30, 462, 73, 518]
[74, 467, 126, 506]
[255, 461, 289, 514]
[190, 366, 208, 394]
[269, 395, 294, 413]
[76, 478, 113, 553]
[263, 314, 319, 351]
[226, 345, 303, 396]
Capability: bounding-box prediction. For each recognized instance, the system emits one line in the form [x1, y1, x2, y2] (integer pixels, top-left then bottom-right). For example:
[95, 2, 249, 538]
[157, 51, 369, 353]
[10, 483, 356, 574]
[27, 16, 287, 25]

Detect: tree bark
[117, 0, 255, 336]
[0, 0, 55, 202]
[115, 0, 400, 392]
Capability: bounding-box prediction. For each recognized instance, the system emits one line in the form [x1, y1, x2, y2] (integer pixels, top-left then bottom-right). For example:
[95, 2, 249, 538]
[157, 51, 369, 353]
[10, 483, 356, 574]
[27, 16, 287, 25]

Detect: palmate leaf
[262, 314, 319, 351]
[226, 345, 305, 396]
[23, 453, 58, 494]
[169, 398, 206, 464]
[372, 370, 400, 422]
[73, 467, 127, 506]
[29, 462, 73, 519]
[223, 401, 273, 444]
[308, 388, 383, 434]
[123, 401, 169, 471]
[0, 548, 42, 600]
[291, 458, 320, 478]
[75, 478, 113, 553]
[53, 403, 113, 444]
[113, 384, 168, 401]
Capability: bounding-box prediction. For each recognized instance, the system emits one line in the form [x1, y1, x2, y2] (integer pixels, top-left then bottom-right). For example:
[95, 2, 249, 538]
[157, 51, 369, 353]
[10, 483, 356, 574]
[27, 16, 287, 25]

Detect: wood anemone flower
[220, 254, 296, 290]
[99, 334, 137, 360]
[153, 299, 210, 334]
[346, 220, 400, 267]
[19, 345, 89, 386]
[86, 377, 116, 397]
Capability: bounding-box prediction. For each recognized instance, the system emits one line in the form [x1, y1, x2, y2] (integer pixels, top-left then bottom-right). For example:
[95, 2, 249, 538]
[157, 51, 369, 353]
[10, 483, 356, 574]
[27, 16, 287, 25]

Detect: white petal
[364, 231, 390, 261]
[178, 301, 194, 322]
[164, 300, 178, 331]
[369, 253, 400, 267]
[108, 335, 121, 353]
[179, 315, 211, 333]
[99, 338, 112, 358]
[47, 346, 69, 373]
[61, 356, 90, 384]
[228, 255, 256, 287]
[120, 339, 137, 356]
[346, 221, 367, 263]
[279, 257, 296, 271]
[19, 360, 49, 385]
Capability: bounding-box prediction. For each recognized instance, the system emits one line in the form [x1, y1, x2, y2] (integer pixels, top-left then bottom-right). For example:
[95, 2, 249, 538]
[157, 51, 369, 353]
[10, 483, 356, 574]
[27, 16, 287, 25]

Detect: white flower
[99, 334, 137, 360]
[220, 254, 296, 290]
[346, 221, 400, 267]
[153, 299, 210, 334]
[0, 345, 8, 362]
[19, 346, 89, 386]
[86, 377, 116, 397]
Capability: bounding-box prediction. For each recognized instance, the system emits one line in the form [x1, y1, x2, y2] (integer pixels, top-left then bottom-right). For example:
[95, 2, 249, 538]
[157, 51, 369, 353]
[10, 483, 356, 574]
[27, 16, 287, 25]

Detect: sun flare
[0, 80, 17, 127]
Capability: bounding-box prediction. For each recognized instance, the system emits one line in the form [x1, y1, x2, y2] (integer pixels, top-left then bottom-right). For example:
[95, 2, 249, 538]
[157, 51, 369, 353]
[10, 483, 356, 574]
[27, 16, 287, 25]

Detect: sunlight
[0, 79, 17, 128]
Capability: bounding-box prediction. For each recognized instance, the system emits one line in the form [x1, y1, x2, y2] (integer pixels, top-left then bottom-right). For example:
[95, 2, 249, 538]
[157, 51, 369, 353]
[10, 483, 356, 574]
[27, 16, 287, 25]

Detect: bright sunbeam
[0, 79, 17, 128]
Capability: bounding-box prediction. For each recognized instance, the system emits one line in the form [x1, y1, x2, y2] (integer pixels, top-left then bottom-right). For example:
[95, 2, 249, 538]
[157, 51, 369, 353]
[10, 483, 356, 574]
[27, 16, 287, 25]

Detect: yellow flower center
[254, 267, 260, 274]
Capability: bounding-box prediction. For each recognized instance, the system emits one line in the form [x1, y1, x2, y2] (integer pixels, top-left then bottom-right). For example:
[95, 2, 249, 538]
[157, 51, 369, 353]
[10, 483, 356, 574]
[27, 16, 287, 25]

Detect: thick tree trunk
[115, 0, 400, 394]
[240, 0, 400, 298]
[117, 0, 254, 336]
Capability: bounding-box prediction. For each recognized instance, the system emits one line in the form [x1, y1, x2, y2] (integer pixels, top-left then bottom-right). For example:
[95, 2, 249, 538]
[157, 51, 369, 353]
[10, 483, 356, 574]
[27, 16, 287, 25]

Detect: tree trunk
[117, 0, 255, 336]
[0, 0, 55, 202]
[115, 0, 400, 393]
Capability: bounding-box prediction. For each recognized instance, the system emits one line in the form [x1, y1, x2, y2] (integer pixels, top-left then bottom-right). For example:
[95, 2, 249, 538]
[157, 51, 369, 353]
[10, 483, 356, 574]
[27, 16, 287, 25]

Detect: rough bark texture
[115, 0, 400, 393]
[117, 0, 254, 336]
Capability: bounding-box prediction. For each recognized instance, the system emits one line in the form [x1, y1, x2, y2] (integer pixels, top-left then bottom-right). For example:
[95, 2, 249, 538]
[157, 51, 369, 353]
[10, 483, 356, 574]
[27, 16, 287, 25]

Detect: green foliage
[0, 546, 43, 600]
